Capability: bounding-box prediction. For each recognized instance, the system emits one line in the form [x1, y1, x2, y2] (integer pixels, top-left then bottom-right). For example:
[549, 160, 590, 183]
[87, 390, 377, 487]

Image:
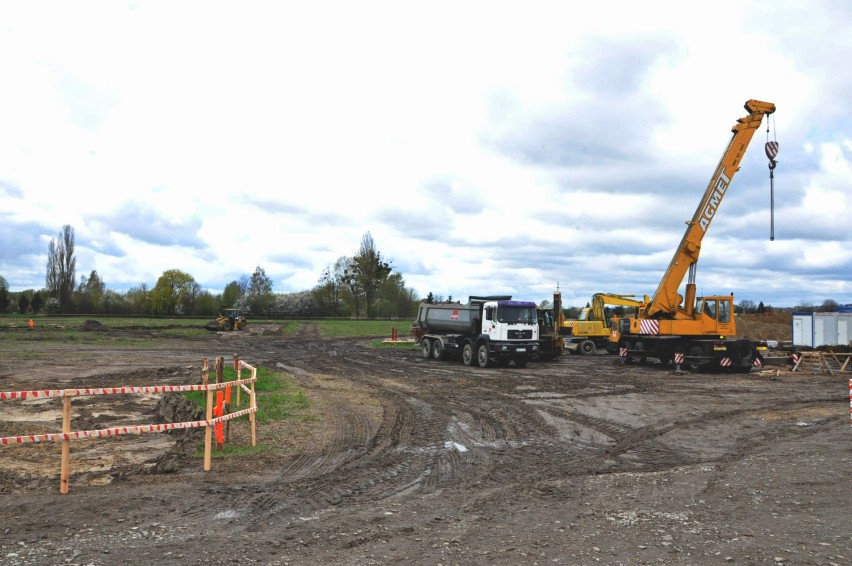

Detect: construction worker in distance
[28, 319, 35, 329]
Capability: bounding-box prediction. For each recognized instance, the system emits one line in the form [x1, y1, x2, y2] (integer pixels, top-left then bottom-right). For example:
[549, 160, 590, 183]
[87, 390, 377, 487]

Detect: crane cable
[765, 114, 779, 241]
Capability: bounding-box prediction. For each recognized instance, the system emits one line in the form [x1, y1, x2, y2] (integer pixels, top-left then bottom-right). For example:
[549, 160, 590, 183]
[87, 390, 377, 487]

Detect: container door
[839, 319, 848, 347]
[814, 317, 825, 347]
[794, 315, 814, 347]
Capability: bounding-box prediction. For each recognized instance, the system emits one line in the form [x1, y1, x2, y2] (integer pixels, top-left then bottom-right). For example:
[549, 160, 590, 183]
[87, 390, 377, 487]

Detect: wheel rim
[433, 341, 443, 359]
[477, 345, 489, 367]
[463, 344, 473, 365]
[687, 346, 704, 371]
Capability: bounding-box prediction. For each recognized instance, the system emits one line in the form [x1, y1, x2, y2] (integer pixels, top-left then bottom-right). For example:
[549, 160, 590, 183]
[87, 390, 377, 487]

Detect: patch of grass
[255, 391, 309, 423]
[193, 443, 272, 459]
[371, 339, 417, 349]
[316, 319, 409, 338]
[160, 327, 211, 338]
[278, 321, 302, 335]
[183, 365, 309, 426]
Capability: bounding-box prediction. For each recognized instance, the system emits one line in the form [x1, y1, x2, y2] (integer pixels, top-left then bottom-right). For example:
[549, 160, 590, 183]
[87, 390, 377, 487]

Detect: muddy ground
[0, 320, 850, 565]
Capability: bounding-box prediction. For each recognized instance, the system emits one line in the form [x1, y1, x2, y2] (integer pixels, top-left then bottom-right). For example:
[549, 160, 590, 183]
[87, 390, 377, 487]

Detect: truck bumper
[489, 341, 539, 357]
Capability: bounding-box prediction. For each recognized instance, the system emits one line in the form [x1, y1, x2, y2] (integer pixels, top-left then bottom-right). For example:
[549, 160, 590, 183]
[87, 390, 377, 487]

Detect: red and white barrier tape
[0, 406, 257, 445]
[0, 377, 255, 401]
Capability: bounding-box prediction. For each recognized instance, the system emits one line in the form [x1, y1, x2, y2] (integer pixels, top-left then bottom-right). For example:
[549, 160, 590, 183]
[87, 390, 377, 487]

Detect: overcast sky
[1, 1, 850, 308]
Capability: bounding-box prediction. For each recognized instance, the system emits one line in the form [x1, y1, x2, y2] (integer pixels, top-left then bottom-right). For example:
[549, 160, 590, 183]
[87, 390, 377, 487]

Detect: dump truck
[411, 296, 540, 368]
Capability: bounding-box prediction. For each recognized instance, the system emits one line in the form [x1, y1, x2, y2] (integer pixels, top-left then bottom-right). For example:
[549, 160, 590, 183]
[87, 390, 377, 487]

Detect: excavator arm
[590, 293, 649, 321]
[644, 99, 776, 319]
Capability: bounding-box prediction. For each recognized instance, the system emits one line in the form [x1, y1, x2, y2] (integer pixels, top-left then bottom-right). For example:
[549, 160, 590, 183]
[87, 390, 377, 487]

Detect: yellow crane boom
[614, 99, 776, 372]
[645, 99, 776, 320]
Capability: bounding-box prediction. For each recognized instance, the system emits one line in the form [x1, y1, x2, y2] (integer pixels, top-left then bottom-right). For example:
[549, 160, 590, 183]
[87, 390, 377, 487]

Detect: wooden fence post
[60, 392, 74, 494]
[203, 357, 213, 471]
[234, 353, 241, 407]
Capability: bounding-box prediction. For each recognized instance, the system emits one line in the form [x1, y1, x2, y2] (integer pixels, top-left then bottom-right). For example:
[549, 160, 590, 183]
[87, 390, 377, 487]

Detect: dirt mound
[735, 312, 791, 341]
[79, 319, 107, 331]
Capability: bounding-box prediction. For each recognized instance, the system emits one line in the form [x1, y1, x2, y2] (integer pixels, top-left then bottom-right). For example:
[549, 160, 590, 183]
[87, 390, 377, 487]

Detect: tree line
[2, 225, 848, 319]
[0, 227, 420, 319]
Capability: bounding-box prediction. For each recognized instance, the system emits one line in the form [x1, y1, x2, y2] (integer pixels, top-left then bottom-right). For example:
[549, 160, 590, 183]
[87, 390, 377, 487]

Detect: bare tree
[344, 232, 392, 318]
[45, 225, 76, 313]
[247, 266, 274, 315]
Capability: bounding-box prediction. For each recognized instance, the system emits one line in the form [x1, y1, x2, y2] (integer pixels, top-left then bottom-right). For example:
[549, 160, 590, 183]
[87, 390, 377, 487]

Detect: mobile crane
[564, 293, 649, 355]
[612, 99, 776, 371]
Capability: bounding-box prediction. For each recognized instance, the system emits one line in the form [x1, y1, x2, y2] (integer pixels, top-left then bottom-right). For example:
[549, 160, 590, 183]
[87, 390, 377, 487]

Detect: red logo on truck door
[450, 310, 459, 320]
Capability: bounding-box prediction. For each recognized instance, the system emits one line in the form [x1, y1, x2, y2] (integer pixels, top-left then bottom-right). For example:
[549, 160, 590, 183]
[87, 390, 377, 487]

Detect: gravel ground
[0, 323, 850, 565]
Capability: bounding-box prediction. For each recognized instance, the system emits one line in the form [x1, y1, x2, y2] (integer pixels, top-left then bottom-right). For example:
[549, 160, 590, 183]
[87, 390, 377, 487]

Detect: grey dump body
[416, 303, 480, 335]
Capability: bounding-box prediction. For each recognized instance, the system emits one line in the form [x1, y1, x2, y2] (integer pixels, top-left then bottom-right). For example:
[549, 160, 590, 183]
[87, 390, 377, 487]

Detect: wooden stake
[234, 353, 241, 407]
[250, 367, 257, 447]
[203, 357, 214, 471]
[60, 393, 73, 494]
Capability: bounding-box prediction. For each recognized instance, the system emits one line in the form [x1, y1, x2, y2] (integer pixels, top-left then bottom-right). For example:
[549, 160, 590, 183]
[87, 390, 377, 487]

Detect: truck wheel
[432, 340, 445, 360]
[631, 341, 646, 364]
[580, 340, 596, 355]
[421, 339, 432, 360]
[687, 345, 706, 371]
[477, 344, 490, 368]
[462, 343, 474, 366]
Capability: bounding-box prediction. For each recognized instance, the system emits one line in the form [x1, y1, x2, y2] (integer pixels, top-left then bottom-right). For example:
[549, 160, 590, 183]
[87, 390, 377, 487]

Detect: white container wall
[792, 312, 852, 347]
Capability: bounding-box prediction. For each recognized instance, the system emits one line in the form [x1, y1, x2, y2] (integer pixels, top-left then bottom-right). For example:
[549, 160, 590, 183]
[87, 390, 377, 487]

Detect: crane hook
[765, 141, 779, 240]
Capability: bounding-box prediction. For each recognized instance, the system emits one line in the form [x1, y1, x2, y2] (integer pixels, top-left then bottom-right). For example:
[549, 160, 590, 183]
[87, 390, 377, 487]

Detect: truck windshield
[497, 307, 536, 325]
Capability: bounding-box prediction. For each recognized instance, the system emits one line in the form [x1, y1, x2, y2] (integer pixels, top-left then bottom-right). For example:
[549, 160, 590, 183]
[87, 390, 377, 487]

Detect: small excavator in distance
[563, 293, 649, 355]
[205, 308, 248, 332]
[612, 99, 776, 372]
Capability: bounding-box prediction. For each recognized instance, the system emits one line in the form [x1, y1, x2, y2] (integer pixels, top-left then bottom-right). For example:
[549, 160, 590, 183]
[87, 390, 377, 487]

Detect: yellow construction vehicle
[563, 293, 649, 355]
[207, 308, 248, 331]
[612, 99, 776, 371]
[536, 290, 566, 360]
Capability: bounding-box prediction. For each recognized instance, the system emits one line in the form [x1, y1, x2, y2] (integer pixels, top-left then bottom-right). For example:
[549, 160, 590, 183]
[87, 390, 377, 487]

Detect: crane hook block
[765, 141, 779, 160]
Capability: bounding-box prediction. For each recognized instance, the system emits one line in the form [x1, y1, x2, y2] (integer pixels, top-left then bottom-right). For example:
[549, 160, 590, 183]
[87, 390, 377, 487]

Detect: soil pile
[79, 319, 107, 331]
[735, 312, 791, 341]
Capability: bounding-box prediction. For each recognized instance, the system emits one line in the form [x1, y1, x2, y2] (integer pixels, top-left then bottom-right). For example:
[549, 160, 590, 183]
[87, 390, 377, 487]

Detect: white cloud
[0, 1, 850, 307]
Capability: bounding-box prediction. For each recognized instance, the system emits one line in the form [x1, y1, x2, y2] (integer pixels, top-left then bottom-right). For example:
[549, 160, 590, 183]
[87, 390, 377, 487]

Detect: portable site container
[792, 312, 852, 348]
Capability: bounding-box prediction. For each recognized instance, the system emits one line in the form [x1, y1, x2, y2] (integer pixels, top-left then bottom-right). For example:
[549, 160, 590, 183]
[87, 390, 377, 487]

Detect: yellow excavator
[563, 293, 649, 355]
[206, 308, 248, 332]
[611, 99, 776, 371]
[536, 289, 566, 360]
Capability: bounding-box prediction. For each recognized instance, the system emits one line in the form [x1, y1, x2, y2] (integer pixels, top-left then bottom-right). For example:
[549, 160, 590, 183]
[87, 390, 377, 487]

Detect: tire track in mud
[209, 336, 845, 521]
[224, 342, 558, 517]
